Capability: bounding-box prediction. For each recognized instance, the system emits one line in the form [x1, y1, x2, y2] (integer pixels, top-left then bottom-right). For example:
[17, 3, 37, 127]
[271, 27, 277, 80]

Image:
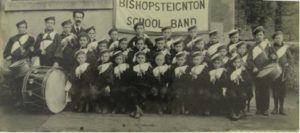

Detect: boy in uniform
[111, 51, 131, 113]
[151, 37, 171, 65]
[169, 52, 191, 114]
[208, 53, 230, 115]
[151, 52, 172, 114]
[129, 51, 153, 118]
[107, 28, 120, 51]
[189, 52, 210, 115]
[249, 26, 277, 116]
[114, 38, 134, 65]
[227, 54, 252, 120]
[271, 31, 293, 115]
[128, 22, 154, 51]
[34, 16, 60, 66]
[86, 26, 98, 51]
[206, 30, 223, 57]
[227, 29, 240, 56]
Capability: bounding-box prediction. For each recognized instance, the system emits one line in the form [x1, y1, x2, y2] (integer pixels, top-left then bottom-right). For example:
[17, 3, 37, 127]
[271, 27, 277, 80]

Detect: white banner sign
[114, 0, 210, 33]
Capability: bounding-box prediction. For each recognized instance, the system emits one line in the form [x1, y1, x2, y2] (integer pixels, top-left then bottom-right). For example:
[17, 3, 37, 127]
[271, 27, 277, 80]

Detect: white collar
[133, 63, 151, 75]
[191, 63, 207, 76]
[75, 63, 90, 77]
[175, 65, 188, 78]
[114, 63, 129, 78]
[153, 65, 170, 77]
[98, 62, 112, 74]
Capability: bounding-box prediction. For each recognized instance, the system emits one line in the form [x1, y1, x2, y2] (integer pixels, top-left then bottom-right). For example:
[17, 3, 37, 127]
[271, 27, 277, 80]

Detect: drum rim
[22, 66, 66, 113]
[44, 67, 67, 113]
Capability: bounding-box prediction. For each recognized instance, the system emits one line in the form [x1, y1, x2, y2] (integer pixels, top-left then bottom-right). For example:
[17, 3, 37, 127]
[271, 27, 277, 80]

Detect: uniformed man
[271, 31, 293, 115]
[128, 22, 154, 51]
[55, 19, 79, 72]
[71, 10, 86, 35]
[34, 16, 61, 66]
[206, 30, 223, 57]
[3, 20, 35, 108]
[249, 26, 277, 116]
[3, 20, 35, 63]
[227, 29, 241, 56]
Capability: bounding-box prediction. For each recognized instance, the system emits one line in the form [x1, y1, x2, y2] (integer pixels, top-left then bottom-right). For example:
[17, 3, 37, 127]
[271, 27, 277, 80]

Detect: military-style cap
[175, 51, 187, 58]
[112, 50, 123, 59]
[228, 29, 239, 37]
[61, 19, 72, 26]
[44, 16, 55, 22]
[135, 51, 146, 57]
[209, 30, 218, 36]
[74, 49, 87, 57]
[108, 28, 118, 35]
[155, 36, 165, 42]
[192, 51, 203, 58]
[194, 36, 204, 44]
[272, 31, 283, 39]
[173, 38, 184, 46]
[86, 26, 96, 33]
[210, 53, 222, 62]
[119, 37, 128, 43]
[236, 41, 247, 48]
[16, 20, 27, 27]
[161, 26, 172, 32]
[99, 49, 111, 56]
[98, 39, 109, 44]
[253, 26, 265, 35]
[188, 25, 197, 31]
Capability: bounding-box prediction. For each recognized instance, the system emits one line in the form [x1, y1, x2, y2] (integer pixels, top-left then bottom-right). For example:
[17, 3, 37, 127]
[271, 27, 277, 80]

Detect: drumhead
[44, 68, 67, 113]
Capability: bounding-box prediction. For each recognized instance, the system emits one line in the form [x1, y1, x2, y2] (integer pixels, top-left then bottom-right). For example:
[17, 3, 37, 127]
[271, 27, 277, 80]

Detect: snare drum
[256, 63, 282, 81]
[22, 66, 68, 113]
[9, 59, 31, 78]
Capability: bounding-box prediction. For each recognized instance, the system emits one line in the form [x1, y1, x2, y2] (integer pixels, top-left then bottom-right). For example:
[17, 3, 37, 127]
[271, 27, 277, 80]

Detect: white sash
[228, 43, 238, 53]
[242, 54, 248, 64]
[252, 40, 269, 60]
[122, 49, 132, 59]
[223, 57, 229, 64]
[276, 45, 288, 59]
[40, 31, 57, 51]
[109, 40, 119, 50]
[114, 63, 129, 79]
[11, 34, 29, 54]
[133, 63, 151, 76]
[75, 63, 90, 77]
[191, 63, 207, 76]
[207, 43, 222, 56]
[175, 65, 188, 78]
[230, 68, 243, 81]
[98, 62, 112, 74]
[153, 65, 170, 77]
[209, 68, 224, 83]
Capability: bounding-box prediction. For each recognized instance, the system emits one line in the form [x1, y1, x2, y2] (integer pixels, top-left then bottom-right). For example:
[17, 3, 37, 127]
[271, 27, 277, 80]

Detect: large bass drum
[22, 66, 68, 113]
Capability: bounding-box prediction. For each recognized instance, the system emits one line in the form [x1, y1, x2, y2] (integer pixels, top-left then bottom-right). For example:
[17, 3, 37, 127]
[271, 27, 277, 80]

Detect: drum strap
[252, 40, 269, 61]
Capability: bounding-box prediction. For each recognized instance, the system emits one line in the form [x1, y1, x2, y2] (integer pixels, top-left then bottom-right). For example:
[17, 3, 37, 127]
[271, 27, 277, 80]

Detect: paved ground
[0, 90, 298, 132]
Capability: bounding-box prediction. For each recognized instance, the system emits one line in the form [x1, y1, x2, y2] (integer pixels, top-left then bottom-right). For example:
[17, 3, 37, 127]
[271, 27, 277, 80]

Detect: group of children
[4, 11, 292, 120]
[66, 24, 255, 120]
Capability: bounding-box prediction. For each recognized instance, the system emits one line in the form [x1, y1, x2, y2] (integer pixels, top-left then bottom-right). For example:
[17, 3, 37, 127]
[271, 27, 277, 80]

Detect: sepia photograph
[0, 0, 299, 132]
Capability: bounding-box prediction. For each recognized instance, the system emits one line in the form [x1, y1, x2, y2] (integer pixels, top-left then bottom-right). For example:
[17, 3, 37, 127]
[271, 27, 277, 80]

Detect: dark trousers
[255, 77, 271, 112]
[271, 75, 286, 110]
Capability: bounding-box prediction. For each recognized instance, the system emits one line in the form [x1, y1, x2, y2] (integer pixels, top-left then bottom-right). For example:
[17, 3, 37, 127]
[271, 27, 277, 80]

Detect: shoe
[262, 111, 269, 116]
[279, 108, 286, 116]
[255, 110, 262, 115]
[271, 108, 278, 115]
